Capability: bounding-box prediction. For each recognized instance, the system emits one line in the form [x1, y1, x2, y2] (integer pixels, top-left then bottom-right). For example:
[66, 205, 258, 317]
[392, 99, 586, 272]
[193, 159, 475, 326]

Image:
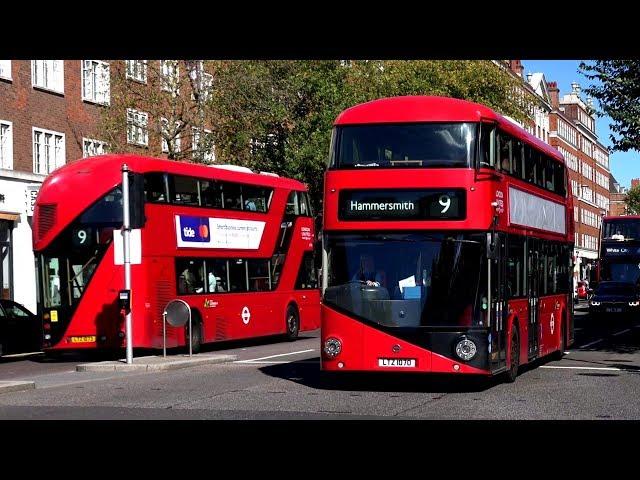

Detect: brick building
[547, 81, 611, 283]
[0, 60, 213, 310]
[609, 175, 628, 216]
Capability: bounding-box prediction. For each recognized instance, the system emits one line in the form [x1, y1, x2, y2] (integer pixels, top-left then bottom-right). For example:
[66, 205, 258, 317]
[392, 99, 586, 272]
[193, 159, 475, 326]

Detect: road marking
[541, 365, 622, 371]
[235, 349, 315, 363]
[0, 351, 42, 358]
[234, 360, 319, 365]
[580, 338, 604, 348]
[612, 328, 632, 337]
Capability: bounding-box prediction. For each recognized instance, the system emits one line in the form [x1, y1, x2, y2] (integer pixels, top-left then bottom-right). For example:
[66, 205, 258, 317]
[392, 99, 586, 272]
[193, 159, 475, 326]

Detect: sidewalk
[76, 353, 236, 372]
[0, 381, 35, 394]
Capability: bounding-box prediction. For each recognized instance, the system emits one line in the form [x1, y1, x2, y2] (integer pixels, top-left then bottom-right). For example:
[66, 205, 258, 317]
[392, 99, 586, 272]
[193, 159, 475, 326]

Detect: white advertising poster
[175, 215, 265, 250]
[509, 186, 566, 235]
[113, 229, 142, 265]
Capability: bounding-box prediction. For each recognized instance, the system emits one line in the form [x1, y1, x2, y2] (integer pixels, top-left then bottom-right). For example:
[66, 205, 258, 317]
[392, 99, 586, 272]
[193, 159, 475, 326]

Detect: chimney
[526, 72, 533, 83]
[571, 82, 581, 95]
[548, 81, 560, 109]
[509, 60, 524, 77]
[632, 178, 640, 188]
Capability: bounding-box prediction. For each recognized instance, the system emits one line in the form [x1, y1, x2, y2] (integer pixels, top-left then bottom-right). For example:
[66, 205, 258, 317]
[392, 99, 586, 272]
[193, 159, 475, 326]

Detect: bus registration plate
[378, 358, 416, 368]
[70, 336, 96, 343]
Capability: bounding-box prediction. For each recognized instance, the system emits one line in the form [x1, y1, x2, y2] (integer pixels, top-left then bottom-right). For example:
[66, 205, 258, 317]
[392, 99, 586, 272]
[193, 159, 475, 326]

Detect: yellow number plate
[70, 336, 96, 343]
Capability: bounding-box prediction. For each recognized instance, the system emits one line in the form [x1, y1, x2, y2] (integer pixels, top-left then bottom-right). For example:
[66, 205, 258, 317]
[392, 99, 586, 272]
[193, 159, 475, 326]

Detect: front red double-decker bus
[33, 154, 319, 354]
[321, 96, 574, 382]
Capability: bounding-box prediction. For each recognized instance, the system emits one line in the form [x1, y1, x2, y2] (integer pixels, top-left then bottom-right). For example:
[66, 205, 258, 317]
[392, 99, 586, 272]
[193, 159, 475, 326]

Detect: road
[1, 303, 639, 419]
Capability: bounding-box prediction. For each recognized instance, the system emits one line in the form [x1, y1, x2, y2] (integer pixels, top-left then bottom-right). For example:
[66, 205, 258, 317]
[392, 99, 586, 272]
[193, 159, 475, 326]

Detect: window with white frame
[575, 232, 579, 246]
[571, 179, 579, 197]
[32, 60, 64, 93]
[581, 138, 593, 158]
[594, 148, 609, 169]
[126, 60, 147, 83]
[126, 109, 148, 146]
[161, 118, 181, 153]
[559, 146, 578, 171]
[581, 185, 594, 203]
[0, 120, 13, 169]
[82, 60, 110, 104]
[160, 60, 179, 93]
[581, 161, 593, 181]
[192, 127, 215, 162]
[0, 61, 11, 80]
[33, 128, 65, 174]
[557, 118, 577, 146]
[574, 206, 579, 222]
[189, 61, 213, 101]
[82, 138, 107, 158]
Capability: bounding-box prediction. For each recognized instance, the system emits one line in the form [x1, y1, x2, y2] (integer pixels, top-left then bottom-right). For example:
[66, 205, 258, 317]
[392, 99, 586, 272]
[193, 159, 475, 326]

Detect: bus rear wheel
[505, 326, 520, 383]
[285, 305, 300, 341]
[186, 320, 202, 354]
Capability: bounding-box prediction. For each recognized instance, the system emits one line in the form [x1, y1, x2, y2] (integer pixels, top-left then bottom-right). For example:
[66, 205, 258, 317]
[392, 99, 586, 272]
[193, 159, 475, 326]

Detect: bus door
[490, 233, 507, 371]
[527, 238, 540, 360]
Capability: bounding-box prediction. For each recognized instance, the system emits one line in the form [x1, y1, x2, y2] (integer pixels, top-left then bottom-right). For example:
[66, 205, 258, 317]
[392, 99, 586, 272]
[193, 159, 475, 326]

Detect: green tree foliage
[626, 184, 640, 215]
[579, 60, 640, 152]
[208, 60, 535, 214]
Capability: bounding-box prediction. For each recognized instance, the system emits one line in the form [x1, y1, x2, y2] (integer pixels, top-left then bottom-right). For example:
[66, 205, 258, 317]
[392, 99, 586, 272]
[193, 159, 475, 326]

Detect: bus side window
[479, 123, 496, 168]
[171, 175, 200, 206]
[248, 259, 271, 291]
[512, 139, 523, 179]
[243, 185, 272, 213]
[498, 132, 511, 174]
[205, 259, 228, 293]
[200, 180, 223, 209]
[229, 259, 248, 292]
[223, 182, 243, 210]
[286, 191, 300, 215]
[176, 259, 205, 295]
[144, 173, 168, 203]
[545, 156, 556, 192]
[524, 145, 536, 184]
[554, 162, 566, 196]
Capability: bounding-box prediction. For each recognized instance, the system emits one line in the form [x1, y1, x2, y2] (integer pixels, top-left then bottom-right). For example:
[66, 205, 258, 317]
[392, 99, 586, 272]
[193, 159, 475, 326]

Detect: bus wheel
[552, 320, 566, 361]
[505, 326, 520, 383]
[285, 305, 300, 341]
[186, 320, 202, 354]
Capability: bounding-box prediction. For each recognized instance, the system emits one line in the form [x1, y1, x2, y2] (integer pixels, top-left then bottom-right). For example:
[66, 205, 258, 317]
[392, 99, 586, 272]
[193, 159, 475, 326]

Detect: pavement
[75, 353, 237, 372]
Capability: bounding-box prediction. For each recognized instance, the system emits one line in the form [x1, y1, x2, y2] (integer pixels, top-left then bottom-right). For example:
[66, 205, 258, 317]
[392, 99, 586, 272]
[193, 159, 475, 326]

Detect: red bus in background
[321, 96, 574, 382]
[33, 154, 319, 354]
[598, 215, 640, 285]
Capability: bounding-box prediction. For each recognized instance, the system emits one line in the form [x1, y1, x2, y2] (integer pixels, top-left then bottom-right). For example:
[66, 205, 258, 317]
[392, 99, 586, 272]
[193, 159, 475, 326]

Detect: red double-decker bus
[321, 96, 574, 382]
[33, 154, 320, 354]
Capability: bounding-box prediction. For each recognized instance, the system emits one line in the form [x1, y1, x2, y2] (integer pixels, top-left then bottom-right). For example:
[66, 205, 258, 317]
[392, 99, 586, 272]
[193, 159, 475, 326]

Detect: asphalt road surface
[1, 302, 639, 419]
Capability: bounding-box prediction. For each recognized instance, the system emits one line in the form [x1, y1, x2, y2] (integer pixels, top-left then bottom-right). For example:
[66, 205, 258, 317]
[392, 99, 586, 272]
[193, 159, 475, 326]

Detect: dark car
[589, 281, 640, 319]
[0, 300, 42, 357]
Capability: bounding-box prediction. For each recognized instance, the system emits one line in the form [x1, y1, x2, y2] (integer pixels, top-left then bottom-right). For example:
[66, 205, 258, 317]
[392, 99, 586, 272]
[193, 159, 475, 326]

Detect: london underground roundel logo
[241, 306, 251, 325]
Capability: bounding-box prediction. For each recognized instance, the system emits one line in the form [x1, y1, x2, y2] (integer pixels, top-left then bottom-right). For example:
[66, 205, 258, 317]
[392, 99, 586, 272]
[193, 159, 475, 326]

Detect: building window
[126, 60, 147, 83]
[31, 60, 64, 93]
[0, 60, 11, 80]
[0, 120, 13, 170]
[126, 109, 148, 146]
[192, 127, 215, 162]
[33, 127, 65, 174]
[189, 61, 213, 102]
[160, 60, 179, 93]
[82, 138, 107, 158]
[161, 118, 181, 153]
[82, 60, 110, 105]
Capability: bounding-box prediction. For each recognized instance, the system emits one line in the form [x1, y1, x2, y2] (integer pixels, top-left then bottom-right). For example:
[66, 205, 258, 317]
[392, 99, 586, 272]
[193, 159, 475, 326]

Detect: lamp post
[122, 164, 133, 364]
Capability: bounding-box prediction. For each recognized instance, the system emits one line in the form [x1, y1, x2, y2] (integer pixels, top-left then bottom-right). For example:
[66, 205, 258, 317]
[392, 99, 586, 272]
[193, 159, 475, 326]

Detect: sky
[522, 60, 638, 189]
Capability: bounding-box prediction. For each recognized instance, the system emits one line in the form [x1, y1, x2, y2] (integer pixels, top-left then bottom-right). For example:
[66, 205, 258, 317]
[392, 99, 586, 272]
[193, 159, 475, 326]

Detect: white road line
[580, 338, 604, 348]
[234, 349, 315, 363]
[0, 351, 42, 358]
[541, 365, 622, 371]
[234, 360, 319, 365]
[612, 328, 632, 337]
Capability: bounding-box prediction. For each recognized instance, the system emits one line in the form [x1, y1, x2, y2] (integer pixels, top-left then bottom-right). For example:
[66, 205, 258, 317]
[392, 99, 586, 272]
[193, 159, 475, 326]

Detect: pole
[122, 164, 133, 364]
[163, 312, 167, 358]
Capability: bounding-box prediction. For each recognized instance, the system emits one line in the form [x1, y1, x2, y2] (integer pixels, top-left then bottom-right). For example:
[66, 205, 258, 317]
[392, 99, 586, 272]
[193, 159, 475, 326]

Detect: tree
[98, 60, 215, 161]
[626, 184, 640, 215]
[579, 60, 640, 152]
[208, 60, 535, 214]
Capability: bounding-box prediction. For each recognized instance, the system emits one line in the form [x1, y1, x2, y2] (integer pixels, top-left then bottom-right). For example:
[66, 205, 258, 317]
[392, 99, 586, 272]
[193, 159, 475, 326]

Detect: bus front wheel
[186, 319, 202, 354]
[505, 326, 520, 383]
[285, 305, 300, 341]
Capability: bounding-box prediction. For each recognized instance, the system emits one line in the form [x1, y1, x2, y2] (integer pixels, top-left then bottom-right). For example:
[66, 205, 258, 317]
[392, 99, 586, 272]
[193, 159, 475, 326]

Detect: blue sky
[522, 60, 638, 188]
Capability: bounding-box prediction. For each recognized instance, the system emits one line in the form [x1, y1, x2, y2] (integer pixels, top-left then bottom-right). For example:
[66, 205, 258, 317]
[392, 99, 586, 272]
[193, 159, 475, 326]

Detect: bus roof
[334, 96, 563, 163]
[603, 215, 640, 221]
[48, 154, 307, 191]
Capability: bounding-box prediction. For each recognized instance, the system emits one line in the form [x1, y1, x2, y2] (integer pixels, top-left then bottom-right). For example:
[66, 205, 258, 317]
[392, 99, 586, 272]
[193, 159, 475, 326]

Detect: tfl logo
[179, 216, 210, 243]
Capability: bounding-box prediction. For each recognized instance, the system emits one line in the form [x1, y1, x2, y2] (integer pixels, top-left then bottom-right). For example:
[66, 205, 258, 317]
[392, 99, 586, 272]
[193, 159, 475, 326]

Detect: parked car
[0, 300, 42, 357]
[589, 281, 640, 320]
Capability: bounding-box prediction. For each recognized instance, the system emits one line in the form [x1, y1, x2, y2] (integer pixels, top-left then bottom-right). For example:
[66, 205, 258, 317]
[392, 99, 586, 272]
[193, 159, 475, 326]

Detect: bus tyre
[505, 326, 520, 383]
[186, 320, 202, 354]
[285, 305, 300, 341]
[552, 321, 566, 361]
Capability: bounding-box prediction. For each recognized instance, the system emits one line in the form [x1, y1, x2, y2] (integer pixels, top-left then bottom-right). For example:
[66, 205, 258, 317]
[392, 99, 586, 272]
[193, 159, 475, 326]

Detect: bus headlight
[323, 338, 342, 358]
[629, 301, 639, 307]
[591, 301, 601, 306]
[455, 337, 477, 361]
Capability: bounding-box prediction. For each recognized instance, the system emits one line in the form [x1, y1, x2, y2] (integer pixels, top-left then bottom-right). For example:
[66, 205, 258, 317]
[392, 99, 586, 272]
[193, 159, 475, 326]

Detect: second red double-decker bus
[321, 96, 574, 382]
[33, 154, 320, 354]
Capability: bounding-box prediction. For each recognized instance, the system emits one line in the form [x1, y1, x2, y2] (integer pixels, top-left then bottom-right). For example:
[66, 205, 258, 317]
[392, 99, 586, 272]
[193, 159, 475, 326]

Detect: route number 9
[72, 228, 92, 248]
[77, 230, 87, 244]
[439, 195, 451, 213]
